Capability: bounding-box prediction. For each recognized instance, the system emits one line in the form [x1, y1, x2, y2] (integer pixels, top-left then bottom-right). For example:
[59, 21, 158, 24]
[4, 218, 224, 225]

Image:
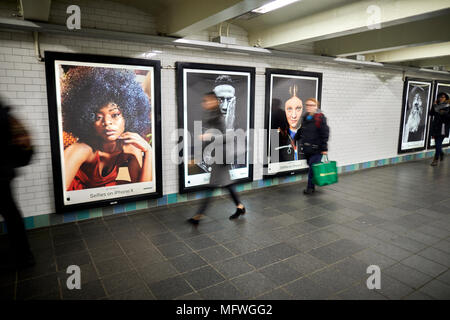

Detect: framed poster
[427, 80, 450, 149]
[264, 69, 322, 177]
[398, 78, 432, 154]
[176, 62, 255, 193]
[45, 51, 162, 212]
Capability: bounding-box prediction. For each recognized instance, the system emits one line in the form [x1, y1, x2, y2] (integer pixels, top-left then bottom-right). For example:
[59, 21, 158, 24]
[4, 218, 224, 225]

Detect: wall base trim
[0, 148, 448, 234]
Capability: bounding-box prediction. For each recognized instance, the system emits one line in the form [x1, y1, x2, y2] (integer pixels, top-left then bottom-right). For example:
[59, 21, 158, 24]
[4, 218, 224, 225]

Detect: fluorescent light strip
[252, 0, 301, 14]
[334, 57, 384, 67]
[419, 68, 449, 74]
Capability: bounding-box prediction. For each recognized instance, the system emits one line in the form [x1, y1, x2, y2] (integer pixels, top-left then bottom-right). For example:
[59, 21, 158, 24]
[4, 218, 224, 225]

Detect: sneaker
[430, 159, 438, 166]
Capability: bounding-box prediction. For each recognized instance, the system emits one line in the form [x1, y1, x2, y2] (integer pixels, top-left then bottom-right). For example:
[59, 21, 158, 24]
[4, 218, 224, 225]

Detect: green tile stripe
[1, 148, 448, 234]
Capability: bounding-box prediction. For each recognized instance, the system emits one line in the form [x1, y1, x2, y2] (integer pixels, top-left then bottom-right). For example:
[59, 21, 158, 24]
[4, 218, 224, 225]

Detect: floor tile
[169, 252, 208, 273]
[231, 272, 277, 299]
[183, 266, 225, 290]
[148, 276, 193, 300]
[198, 281, 245, 300]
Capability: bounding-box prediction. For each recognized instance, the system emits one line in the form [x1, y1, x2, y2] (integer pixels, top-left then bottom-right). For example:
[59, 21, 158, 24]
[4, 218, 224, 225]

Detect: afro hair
[61, 66, 151, 146]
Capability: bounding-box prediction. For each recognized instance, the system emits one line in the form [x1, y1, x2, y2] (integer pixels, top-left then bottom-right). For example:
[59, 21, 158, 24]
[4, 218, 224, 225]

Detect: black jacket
[429, 103, 450, 137]
[201, 107, 232, 187]
[0, 104, 15, 180]
[294, 112, 329, 155]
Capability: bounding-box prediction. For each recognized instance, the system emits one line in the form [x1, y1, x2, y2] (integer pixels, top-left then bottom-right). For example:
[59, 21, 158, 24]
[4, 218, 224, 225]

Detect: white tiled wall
[0, 0, 443, 218]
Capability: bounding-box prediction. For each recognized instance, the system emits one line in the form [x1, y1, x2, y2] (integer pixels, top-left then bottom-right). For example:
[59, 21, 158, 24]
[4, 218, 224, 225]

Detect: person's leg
[306, 155, 313, 189]
[226, 185, 240, 207]
[0, 180, 33, 265]
[305, 153, 322, 193]
[436, 136, 444, 161]
[432, 136, 443, 166]
[187, 187, 213, 225]
[227, 185, 246, 219]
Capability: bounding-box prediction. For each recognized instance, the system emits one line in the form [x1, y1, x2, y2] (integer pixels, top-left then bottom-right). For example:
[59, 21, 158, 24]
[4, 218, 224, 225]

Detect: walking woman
[430, 92, 450, 166]
[294, 98, 329, 195]
[187, 92, 246, 225]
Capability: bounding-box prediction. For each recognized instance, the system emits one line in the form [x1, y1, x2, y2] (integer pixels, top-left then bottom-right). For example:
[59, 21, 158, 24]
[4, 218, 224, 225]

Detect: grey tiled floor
[1, 158, 450, 300]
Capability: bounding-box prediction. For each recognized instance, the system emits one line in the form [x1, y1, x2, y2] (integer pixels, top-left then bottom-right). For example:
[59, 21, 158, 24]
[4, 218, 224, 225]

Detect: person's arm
[430, 104, 437, 117]
[319, 115, 330, 154]
[120, 132, 152, 182]
[64, 142, 93, 189]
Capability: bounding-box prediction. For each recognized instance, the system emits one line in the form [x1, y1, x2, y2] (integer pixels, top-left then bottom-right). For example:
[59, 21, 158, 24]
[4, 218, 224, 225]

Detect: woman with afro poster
[46, 53, 161, 210]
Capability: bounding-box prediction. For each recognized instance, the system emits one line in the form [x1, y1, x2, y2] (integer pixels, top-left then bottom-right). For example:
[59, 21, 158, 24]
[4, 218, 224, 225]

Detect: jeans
[435, 135, 444, 159]
[306, 153, 323, 189]
[197, 185, 241, 215]
[0, 180, 31, 257]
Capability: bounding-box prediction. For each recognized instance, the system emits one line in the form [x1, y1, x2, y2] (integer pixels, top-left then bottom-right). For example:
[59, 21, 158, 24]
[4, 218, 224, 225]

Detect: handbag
[312, 155, 338, 186]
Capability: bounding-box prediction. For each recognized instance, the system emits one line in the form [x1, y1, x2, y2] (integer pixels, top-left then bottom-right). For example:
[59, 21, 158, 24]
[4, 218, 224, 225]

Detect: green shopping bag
[312, 155, 338, 186]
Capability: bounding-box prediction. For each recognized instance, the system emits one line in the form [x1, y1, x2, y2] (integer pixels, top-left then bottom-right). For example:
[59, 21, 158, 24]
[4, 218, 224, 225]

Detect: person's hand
[321, 151, 328, 155]
[119, 132, 151, 154]
[439, 109, 446, 115]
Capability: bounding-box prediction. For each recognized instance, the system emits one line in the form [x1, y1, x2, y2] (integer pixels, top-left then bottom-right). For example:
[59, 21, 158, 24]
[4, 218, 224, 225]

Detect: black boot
[431, 155, 439, 166]
[229, 207, 246, 220]
[187, 214, 204, 225]
[440, 152, 445, 161]
[303, 188, 315, 195]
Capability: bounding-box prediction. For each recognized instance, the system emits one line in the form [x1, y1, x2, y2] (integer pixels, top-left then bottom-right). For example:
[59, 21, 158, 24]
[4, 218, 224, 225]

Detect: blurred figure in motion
[429, 92, 450, 166]
[0, 99, 35, 270]
[187, 92, 246, 225]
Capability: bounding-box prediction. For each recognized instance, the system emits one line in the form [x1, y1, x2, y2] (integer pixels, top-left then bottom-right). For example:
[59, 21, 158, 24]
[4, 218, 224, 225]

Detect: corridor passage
[1, 159, 449, 300]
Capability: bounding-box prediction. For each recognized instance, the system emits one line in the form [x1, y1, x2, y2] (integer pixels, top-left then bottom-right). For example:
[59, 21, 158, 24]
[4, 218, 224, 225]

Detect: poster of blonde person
[264, 69, 322, 177]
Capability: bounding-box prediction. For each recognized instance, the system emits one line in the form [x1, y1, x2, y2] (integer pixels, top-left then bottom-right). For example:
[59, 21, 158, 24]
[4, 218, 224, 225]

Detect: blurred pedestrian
[429, 92, 450, 166]
[0, 99, 35, 269]
[294, 98, 329, 195]
[187, 92, 246, 225]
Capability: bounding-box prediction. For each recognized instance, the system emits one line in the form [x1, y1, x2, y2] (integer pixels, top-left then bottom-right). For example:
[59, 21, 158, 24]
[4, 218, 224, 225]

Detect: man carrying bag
[294, 98, 330, 195]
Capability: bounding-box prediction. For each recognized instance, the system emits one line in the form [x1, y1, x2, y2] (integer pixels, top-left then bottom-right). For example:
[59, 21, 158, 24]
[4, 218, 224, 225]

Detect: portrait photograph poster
[176, 62, 255, 193]
[428, 80, 450, 149]
[45, 52, 162, 212]
[398, 78, 432, 154]
[264, 69, 322, 177]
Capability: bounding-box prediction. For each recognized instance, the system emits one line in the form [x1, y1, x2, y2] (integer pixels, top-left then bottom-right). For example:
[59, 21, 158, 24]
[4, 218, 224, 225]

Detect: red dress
[68, 151, 125, 190]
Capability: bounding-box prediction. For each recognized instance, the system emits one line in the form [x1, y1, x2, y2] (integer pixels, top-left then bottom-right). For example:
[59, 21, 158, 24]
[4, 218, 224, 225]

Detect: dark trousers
[434, 135, 444, 159]
[197, 185, 241, 215]
[306, 153, 323, 189]
[0, 180, 31, 256]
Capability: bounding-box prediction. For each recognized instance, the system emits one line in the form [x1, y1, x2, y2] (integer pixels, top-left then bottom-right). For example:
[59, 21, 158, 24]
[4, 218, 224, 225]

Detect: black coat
[0, 104, 15, 181]
[295, 112, 329, 155]
[201, 107, 232, 187]
[429, 103, 450, 137]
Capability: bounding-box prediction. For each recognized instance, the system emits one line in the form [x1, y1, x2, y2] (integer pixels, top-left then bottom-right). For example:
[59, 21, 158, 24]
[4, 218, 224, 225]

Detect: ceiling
[17, 0, 450, 71]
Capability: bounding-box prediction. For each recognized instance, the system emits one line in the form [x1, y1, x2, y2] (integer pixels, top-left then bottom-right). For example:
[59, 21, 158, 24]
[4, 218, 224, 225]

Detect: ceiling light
[142, 50, 162, 58]
[419, 68, 449, 74]
[252, 0, 301, 14]
[334, 57, 384, 67]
